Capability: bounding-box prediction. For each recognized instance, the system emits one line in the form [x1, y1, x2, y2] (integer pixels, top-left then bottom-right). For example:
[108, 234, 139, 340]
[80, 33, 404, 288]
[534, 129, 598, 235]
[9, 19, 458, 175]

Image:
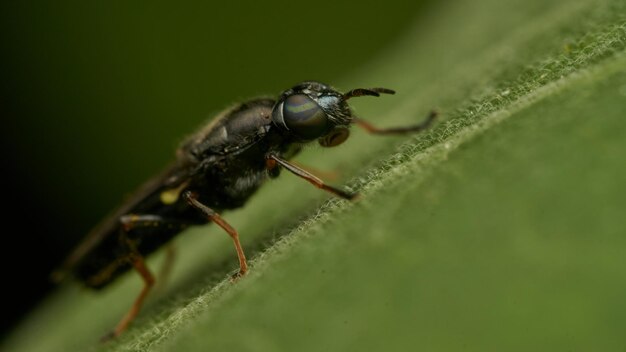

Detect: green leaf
[4, 0, 625, 351]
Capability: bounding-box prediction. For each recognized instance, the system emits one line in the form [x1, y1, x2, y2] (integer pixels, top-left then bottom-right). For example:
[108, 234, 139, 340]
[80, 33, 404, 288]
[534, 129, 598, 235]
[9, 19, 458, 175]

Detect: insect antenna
[343, 87, 396, 100]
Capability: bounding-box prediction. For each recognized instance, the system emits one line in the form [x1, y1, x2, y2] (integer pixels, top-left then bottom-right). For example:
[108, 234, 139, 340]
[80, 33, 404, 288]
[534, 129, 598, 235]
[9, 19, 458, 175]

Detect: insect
[52, 81, 437, 340]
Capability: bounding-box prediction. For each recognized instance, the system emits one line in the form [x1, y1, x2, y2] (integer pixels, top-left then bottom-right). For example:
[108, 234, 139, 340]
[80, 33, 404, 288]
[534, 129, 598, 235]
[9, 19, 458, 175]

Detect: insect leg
[267, 154, 357, 200]
[290, 161, 339, 181]
[119, 214, 175, 231]
[183, 191, 248, 278]
[120, 215, 185, 289]
[352, 110, 438, 135]
[102, 253, 155, 341]
[156, 244, 176, 291]
[100, 215, 186, 340]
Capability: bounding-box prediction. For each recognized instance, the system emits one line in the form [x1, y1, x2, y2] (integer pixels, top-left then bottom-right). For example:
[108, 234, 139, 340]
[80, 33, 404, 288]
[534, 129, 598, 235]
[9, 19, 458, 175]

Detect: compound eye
[283, 94, 328, 139]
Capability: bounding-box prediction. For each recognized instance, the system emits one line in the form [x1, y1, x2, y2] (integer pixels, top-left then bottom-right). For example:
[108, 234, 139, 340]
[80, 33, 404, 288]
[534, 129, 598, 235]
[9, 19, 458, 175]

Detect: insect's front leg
[353, 110, 438, 135]
[266, 154, 357, 200]
[183, 191, 248, 278]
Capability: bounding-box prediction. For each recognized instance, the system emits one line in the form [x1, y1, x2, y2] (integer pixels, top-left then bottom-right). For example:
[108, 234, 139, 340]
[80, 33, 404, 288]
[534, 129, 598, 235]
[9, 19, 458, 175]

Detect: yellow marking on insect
[160, 181, 189, 205]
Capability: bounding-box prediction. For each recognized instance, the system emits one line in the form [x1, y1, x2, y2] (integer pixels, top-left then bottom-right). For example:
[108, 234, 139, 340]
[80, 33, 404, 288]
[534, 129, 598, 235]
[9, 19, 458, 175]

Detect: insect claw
[230, 270, 246, 282]
[348, 192, 361, 201]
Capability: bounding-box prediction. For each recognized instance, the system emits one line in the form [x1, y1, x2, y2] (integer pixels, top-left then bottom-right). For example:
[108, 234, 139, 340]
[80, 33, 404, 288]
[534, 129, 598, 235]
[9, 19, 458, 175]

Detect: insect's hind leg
[156, 244, 176, 291]
[101, 253, 154, 342]
[120, 214, 182, 288]
[101, 214, 184, 341]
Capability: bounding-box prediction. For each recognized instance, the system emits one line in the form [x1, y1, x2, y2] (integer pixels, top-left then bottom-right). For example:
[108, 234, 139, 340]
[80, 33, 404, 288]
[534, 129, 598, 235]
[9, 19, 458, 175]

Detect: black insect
[53, 81, 437, 340]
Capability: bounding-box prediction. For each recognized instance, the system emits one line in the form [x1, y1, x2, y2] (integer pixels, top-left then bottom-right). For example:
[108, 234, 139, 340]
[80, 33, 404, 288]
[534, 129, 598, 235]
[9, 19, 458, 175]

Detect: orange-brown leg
[118, 215, 183, 287]
[353, 110, 438, 135]
[99, 214, 188, 341]
[101, 255, 155, 341]
[290, 161, 339, 181]
[156, 244, 176, 292]
[268, 157, 339, 181]
[183, 192, 248, 278]
[267, 154, 357, 200]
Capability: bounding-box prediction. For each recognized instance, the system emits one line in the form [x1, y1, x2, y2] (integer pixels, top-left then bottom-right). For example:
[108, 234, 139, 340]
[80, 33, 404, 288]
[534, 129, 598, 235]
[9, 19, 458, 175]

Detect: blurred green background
[0, 0, 432, 334]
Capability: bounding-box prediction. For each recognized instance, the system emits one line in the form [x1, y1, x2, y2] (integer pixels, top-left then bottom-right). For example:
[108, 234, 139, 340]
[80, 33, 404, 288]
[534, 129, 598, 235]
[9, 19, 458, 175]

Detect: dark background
[0, 0, 432, 336]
